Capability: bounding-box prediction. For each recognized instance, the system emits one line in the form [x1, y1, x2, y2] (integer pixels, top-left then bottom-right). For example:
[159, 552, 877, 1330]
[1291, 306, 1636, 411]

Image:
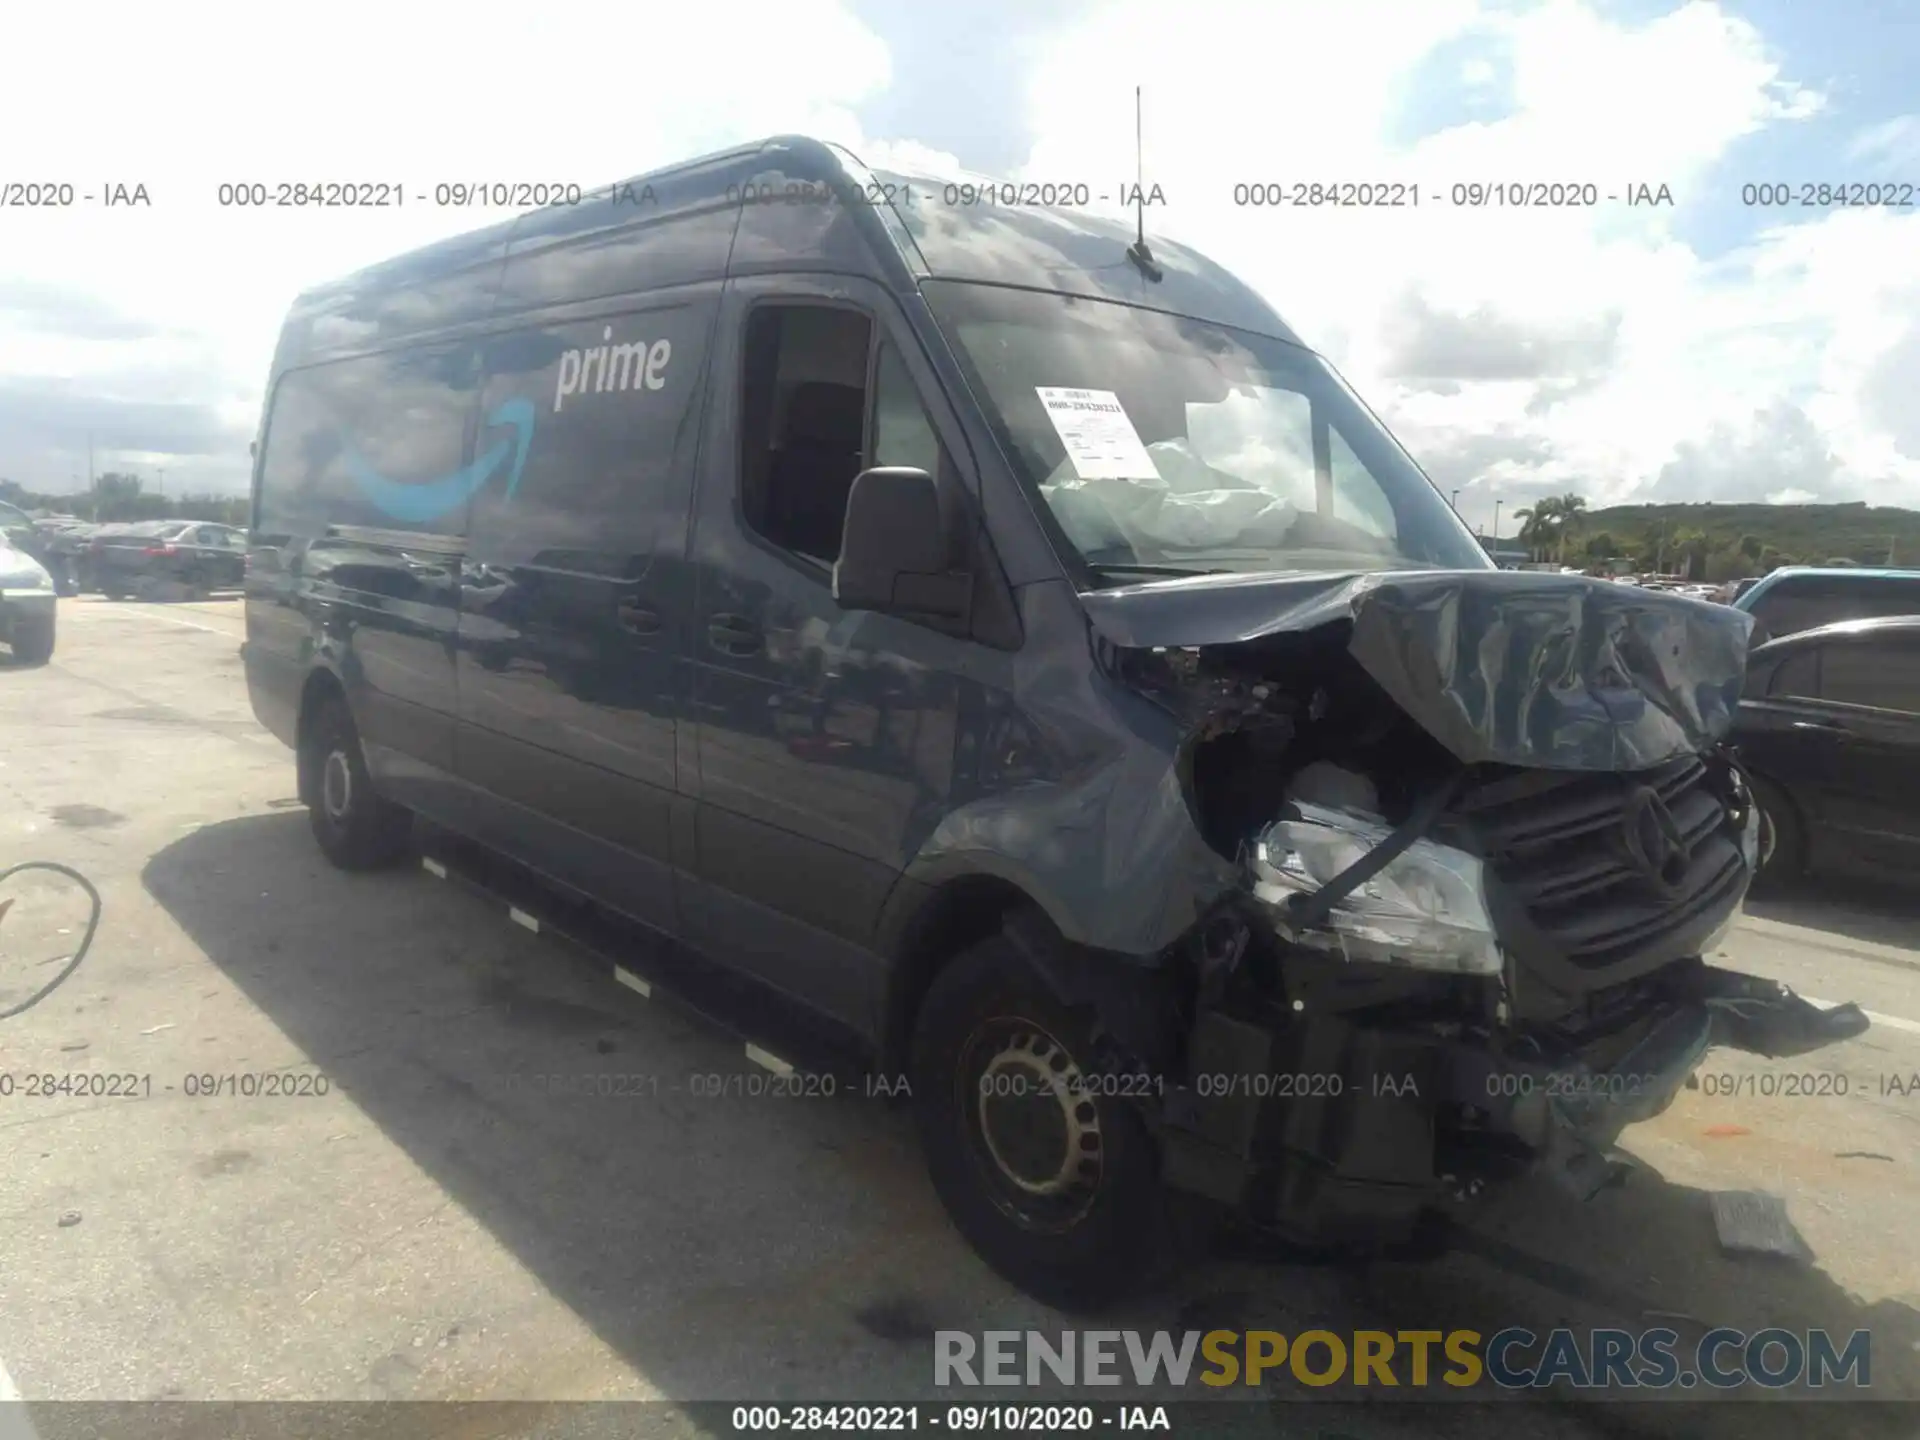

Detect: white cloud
[2, 0, 1916, 519]
[1845, 114, 1920, 168]
[0, 0, 901, 492]
[1011, 0, 1920, 512]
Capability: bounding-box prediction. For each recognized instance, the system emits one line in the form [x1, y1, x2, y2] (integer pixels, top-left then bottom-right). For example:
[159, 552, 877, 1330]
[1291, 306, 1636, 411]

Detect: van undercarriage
[1154, 940, 1865, 1246]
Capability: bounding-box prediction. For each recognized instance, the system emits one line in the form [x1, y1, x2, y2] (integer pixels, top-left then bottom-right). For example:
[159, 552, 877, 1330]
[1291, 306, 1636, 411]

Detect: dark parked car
[1735, 614, 1920, 887]
[1733, 565, 1920, 643]
[87, 520, 247, 599]
[242, 134, 1865, 1307]
[35, 519, 95, 595]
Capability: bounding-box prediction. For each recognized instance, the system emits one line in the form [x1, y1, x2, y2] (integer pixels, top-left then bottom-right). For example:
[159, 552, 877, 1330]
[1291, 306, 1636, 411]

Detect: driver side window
[872, 341, 944, 476]
[736, 307, 956, 570]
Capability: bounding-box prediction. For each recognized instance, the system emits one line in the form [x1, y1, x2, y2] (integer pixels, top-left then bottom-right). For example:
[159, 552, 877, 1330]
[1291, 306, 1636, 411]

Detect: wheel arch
[877, 872, 1046, 1078]
[293, 667, 349, 807]
[875, 867, 1189, 1083]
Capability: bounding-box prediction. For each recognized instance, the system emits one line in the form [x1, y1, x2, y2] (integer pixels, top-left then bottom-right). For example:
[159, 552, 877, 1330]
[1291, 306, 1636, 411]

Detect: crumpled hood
[1081, 568, 1754, 772]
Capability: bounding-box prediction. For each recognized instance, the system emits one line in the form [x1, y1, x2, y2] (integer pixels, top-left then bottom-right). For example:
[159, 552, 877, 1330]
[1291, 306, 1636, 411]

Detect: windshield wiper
[1085, 562, 1227, 583]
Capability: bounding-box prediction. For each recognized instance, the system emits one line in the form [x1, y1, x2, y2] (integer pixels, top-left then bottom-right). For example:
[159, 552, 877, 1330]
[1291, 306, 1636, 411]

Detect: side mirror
[832, 466, 972, 626]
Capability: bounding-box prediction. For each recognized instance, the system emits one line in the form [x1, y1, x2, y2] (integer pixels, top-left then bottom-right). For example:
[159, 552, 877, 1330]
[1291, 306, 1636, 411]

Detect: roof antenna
[1125, 85, 1163, 283]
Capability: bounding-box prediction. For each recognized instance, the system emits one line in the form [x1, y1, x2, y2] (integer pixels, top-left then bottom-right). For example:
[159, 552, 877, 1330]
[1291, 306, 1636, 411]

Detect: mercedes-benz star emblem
[1621, 785, 1690, 893]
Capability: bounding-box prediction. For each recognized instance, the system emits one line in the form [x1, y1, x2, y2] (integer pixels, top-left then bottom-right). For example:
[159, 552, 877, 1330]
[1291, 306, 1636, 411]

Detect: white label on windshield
[1034, 388, 1158, 480]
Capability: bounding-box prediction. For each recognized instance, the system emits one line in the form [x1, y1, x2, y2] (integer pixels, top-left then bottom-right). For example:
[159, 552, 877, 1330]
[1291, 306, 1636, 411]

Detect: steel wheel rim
[321, 749, 353, 821]
[960, 1019, 1104, 1231]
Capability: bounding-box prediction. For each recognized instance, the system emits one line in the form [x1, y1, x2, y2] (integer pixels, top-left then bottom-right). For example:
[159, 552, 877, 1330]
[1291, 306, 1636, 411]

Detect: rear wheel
[9, 617, 54, 665]
[1750, 774, 1805, 890]
[910, 929, 1172, 1310]
[302, 696, 412, 870]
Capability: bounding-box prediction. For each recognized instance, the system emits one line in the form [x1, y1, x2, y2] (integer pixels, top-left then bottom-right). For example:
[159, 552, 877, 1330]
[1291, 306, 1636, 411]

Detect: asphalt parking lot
[1, 597, 1917, 1436]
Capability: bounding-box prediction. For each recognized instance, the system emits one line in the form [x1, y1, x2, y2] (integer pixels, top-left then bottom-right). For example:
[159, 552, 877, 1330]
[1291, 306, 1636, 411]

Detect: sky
[1, 0, 1917, 533]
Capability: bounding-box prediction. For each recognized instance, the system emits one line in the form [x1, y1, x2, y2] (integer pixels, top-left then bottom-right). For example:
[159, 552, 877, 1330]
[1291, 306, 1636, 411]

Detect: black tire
[302, 696, 412, 870]
[910, 929, 1171, 1311]
[9, 619, 54, 665]
[1749, 774, 1805, 891]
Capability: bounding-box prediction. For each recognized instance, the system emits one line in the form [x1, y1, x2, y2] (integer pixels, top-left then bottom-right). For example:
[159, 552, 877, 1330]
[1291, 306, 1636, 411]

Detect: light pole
[1450, 488, 1460, 512]
[1492, 500, 1502, 547]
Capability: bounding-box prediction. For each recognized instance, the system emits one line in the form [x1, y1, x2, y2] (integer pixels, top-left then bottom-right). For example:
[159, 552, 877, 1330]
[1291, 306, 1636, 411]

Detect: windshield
[921, 281, 1490, 582]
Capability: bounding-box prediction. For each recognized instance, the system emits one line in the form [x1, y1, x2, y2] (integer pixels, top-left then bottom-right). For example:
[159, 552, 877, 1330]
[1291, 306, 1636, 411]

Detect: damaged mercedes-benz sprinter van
[243, 136, 1870, 1310]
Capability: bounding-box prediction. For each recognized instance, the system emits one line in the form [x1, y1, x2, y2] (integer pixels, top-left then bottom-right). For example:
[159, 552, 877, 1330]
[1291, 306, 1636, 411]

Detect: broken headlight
[1249, 804, 1501, 975]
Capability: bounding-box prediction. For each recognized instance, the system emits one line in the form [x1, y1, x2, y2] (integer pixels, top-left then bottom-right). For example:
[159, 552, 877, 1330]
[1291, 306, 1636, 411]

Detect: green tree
[1667, 527, 1711, 579]
[1554, 492, 1588, 562]
[1512, 500, 1551, 561]
[1705, 545, 1747, 583]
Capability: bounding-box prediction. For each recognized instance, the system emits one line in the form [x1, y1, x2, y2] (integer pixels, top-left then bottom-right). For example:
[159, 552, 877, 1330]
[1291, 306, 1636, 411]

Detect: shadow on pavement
[142, 813, 1920, 1435]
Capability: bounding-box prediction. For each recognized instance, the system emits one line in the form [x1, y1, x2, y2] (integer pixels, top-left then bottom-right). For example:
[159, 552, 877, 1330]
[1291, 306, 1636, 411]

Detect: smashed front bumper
[1157, 963, 1869, 1243]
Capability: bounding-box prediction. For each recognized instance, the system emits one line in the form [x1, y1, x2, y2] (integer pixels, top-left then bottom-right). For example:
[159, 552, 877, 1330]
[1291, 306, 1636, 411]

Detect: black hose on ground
[0, 861, 102, 1020]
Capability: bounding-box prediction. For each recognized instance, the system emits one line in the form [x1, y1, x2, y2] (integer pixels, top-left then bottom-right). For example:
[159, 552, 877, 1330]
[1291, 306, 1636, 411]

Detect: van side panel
[494, 150, 751, 311]
[246, 343, 482, 809]
[277, 221, 521, 368]
[450, 294, 717, 938]
[726, 149, 900, 282]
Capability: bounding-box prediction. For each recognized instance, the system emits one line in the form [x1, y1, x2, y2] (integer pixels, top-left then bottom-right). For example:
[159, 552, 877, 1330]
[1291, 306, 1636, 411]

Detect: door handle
[617, 601, 662, 635]
[707, 613, 763, 655]
[1791, 719, 1848, 734]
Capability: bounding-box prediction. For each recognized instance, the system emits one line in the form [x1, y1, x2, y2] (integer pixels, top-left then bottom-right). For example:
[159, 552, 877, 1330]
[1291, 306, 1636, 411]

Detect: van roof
[273, 135, 1302, 373]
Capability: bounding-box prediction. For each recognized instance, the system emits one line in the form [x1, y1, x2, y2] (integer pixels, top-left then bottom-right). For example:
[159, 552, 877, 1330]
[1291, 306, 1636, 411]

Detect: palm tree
[1554, 493, 1587, 563]
[1513, 498, 1562, 563]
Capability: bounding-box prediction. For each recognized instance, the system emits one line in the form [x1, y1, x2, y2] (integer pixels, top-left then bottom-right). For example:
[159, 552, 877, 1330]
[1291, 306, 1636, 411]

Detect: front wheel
[301, 697, 412, 870]
[910, 929, 1172, 1311]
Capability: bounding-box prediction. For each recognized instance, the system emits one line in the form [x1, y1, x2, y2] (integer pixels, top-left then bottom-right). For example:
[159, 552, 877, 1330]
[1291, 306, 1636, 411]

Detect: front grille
[1448, 753, 1747, 972]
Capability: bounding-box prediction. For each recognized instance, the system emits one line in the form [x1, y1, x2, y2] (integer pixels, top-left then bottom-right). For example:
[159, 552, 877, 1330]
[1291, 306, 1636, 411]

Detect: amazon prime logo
[555, 328, 671, 412]
[1620, 785, 1690, 894]
[345, 397, 536, 524]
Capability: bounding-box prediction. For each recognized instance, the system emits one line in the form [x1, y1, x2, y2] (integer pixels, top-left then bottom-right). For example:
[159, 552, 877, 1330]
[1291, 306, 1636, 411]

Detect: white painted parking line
[508, 907, 539, 933]
[1804, 996, 1920, 1039]
[745, 1043, 794, 1076]
[0, 1350, 41, 1440]
[422, 857, 447, 879]
[88, 606, 240, 637]
[613, 966, 652, 999]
